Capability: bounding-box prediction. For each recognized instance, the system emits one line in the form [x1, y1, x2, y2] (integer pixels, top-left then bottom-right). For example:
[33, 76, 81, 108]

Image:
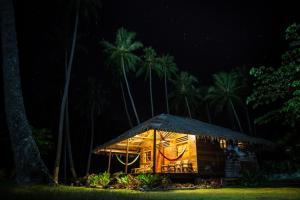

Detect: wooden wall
[196, 137, 225, 177]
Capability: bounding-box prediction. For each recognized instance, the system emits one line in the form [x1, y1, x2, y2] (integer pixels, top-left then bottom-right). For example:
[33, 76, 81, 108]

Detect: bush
[87, 172, 111, 188]
[136, 174, 161, 187]
[116, 174, 138, 189]
[240, 170, 267, 186]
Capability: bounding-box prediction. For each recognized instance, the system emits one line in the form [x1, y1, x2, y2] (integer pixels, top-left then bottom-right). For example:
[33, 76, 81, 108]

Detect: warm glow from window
[219, 139, 226, 149]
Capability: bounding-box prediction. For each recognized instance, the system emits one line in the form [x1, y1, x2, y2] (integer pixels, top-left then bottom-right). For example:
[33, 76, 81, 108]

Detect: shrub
[136, 174, 161, 187]
[87, 172, 111, 188]
[116, 174, 138, 189]
[240, 170, 267, 186]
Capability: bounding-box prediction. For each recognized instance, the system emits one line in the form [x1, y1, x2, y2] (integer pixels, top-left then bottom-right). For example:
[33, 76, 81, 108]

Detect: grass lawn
[1, 184, 300, 200]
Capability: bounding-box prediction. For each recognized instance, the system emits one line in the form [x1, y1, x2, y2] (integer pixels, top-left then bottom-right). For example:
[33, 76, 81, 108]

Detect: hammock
[115, 153, 140, 166]
[157, 145, 187, 161]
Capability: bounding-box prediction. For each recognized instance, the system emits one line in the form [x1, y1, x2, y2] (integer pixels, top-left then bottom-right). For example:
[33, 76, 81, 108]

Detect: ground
[1, 183, 300, 200]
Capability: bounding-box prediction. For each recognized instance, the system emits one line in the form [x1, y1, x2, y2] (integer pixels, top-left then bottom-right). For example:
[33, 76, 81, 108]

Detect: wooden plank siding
[196, 137, 225, 177]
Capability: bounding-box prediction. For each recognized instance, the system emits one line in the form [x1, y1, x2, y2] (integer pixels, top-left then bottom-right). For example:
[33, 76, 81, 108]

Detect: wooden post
[153, 129, 157, 173]
[125, 139, 129, 174]
[107, 149, 112, 173]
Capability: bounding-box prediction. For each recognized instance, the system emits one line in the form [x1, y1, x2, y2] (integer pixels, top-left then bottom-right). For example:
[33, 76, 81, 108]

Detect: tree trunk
[245, 107, 252, 135]
[185, 97, 192, 118]
[65, 98, 77, 178]
[0, 0, 52, 184]
[86, 102, 95, 176]
[164, 67, 169, 114]
[121, 56, 140, 124]
[149, 67, 154, 117]
[53, 2, 79, 183]
[229, 100, 244, 133]
[120, 81, 133, 128]
[205, 102, 212, 123]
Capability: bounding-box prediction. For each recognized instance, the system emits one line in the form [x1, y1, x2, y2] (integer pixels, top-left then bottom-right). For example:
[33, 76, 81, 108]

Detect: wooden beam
[97, 149, 139, 155]
[153, 129, 157, 173]
[125, 139, 129, 174]
[107, 149, 112, 173]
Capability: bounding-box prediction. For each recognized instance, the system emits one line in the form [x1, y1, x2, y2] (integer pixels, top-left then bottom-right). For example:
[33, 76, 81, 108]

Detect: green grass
[1, 184, 300, 200]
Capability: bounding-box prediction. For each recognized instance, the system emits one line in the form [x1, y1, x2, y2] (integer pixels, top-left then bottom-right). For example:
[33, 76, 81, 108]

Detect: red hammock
[157, 145, 187, 161]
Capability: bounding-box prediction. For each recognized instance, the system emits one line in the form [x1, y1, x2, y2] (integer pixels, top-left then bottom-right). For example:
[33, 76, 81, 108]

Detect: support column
[153, 129, 157, 173]
[107, 149, 112, 173]
[125, 139, 129, 174]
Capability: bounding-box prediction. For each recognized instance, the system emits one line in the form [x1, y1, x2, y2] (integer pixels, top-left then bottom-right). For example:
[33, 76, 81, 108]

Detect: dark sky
[1, 0, 300, 173]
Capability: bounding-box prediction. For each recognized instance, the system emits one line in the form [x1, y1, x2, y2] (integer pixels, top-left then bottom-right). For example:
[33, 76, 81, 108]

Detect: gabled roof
[94, 114, 272, 153]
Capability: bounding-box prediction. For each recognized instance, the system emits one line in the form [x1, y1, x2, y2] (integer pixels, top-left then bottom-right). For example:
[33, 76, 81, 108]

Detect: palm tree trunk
[65, 98, 77, 178]
[120, 81, 133, 128]
[245, 107, 252, 135]
[229, 100, 244, 133]
[149, 67, 154, 117]
[184, 97, 192, 118]
[164, 67, 170, 114]
[1, 0, 52, 184]
[53, 2, 79, 183]
[121, 56, 140, 124]
[63, 134, 67, 183]
[86, 103, 95, 176]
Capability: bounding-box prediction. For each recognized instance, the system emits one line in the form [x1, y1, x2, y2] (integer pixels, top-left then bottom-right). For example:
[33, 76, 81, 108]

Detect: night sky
[1, 0, 300, 173]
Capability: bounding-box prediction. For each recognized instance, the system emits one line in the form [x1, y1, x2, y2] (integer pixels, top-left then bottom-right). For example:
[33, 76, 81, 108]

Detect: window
[144, 151, 151, 162]
[219, 139, 227, 149]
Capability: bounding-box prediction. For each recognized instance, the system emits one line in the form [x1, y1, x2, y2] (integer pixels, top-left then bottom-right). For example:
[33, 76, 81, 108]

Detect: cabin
[94, 114, 272, 178]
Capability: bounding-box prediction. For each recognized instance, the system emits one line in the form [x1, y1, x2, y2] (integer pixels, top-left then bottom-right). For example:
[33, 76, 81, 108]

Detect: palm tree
[206, 72, 244, 132]
[157, 54, 178, 114]
[170, 72, 199, 118]
[54, 0, 101, 183]
[0, 0, 52, 184]
[136, 47, 160, 117]
[102, 27, 143, 124]
[84, 78, 106, 176]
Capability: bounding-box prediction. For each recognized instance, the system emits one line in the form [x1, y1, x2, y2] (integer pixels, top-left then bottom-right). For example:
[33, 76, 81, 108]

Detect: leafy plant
[87, 172, 111, 188]
[136, 173, 161, 187]
[31, 127, 53, 156]
[240, 170, 267, 187]
[116, 174, 138, 189]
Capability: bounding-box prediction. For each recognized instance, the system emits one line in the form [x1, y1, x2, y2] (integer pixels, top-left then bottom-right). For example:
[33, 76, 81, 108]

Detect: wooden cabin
[94, 114, 272, 178]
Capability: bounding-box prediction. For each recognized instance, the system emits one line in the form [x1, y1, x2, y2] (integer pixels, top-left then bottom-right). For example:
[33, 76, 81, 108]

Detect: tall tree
[102, 27, 143, 124]
[137, 47, 160, 117]
[207, 72, 244, 132]
[84, 78, 106, 176]
[248, 23, 300, 128]
[157, 54, 178, 114]
[170, 72, 199, 118]
[0, 0, 52, 184]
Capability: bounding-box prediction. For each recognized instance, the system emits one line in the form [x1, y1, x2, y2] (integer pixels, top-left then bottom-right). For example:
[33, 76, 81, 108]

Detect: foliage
[116, 174, 139, 189]
[31, 127, 53, 156]
[87, 172, 111, 188]
[170, 71, 200, 114]
[101, 27, 143, 75]
[240, 170, 267, 187]
[136, 47, 160, 79]
[247, 23, 300, 127]
[136, 174, 161, 187]
[207, 72, 244, 113]
[156, 54, 178, 79]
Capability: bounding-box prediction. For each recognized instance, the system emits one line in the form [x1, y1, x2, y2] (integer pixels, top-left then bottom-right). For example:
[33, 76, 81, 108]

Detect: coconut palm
[0, 0, 52, 184]
[54, 0, 102, 183]
[136, 47, 160, 117]
[84, 78, 106, 176]
[170, 72, 199, 118]
[157, 54, 178, 114]
[206, 72, 244, 132]
[102, 27, 143, 124]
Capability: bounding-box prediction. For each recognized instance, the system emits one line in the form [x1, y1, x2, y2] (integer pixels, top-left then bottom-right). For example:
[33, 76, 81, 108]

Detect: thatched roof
[94, 114, 272, 153]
